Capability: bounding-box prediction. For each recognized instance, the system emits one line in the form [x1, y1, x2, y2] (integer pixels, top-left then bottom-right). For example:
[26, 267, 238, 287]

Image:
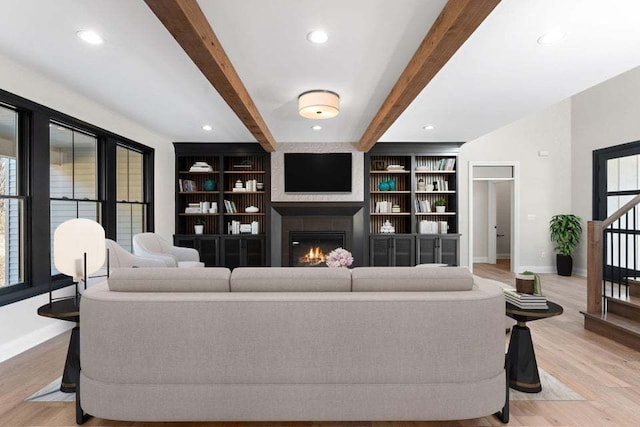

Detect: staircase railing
[587, 194, 640, 313]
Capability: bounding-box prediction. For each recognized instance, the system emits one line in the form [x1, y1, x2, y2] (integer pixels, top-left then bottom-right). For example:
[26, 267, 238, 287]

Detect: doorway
[469, 162, 519, 274]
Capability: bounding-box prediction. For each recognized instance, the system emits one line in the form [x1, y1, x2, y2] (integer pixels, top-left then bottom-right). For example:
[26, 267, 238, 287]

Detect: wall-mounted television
[284, 153, 352, 193]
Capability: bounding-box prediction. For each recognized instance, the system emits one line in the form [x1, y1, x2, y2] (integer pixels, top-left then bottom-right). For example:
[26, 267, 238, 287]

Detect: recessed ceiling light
[77, 30, 104, 45]
[422, 125, 435, 130]
[202, 125, 212, 131]
[306, 30, 328, 44]
[537, 30, 565, 45]
[311, 125, 322, 131]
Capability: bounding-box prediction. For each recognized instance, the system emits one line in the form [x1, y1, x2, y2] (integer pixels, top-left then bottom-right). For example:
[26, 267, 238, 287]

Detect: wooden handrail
[602, 194, 640, 228]
[587, 193, 640, 313]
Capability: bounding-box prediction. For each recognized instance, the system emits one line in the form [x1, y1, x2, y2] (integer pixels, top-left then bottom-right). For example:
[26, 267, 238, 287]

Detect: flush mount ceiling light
[298, 90, 340, 120]
[306, 30, 328, 44]
[311, 125, 322, 131]
[202, 124, 213, 131]
[537, 30, 565, 45]
[77, 30, 104, 45]
[422, 125, 435, 130]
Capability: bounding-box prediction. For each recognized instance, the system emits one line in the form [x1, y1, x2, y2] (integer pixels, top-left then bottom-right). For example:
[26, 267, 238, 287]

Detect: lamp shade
[298, 90, 340, 119]
[54, 218, 106, 281]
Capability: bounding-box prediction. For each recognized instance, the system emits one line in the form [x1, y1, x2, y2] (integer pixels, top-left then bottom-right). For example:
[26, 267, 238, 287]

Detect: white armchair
[105, 239, 165, 268]
[132, 233, 204, 268]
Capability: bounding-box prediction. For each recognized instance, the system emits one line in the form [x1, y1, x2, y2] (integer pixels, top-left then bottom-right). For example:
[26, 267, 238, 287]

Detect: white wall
[473, 181, 489, 261]
[0, 53, 174, 363]
[459, 99, 573, 273]
[571, 66, 640, 273]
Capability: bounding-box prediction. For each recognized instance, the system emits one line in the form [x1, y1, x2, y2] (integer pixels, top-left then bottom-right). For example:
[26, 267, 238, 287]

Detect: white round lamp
[54, 218, 106, 282]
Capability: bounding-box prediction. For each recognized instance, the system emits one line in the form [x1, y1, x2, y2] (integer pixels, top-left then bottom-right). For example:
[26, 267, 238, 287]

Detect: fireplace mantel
[270, 202, 365, 267]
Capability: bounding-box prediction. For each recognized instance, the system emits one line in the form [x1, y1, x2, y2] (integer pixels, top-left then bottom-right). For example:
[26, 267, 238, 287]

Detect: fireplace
[271, 202, 365, 267]
[290, 231, 345, 267]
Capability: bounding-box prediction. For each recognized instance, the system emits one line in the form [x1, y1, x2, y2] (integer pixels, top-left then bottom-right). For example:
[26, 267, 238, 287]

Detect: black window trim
[0, 88, 155, 307]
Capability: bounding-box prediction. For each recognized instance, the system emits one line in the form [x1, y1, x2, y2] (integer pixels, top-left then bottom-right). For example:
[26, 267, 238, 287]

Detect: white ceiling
[0, 0, 639, 147]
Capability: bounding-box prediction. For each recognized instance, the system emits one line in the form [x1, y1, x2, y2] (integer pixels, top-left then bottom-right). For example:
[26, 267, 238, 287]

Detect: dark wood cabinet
[174, 235, 220, 267]
[370, 235, 415, 266]
[416, 235, 460, 266]
[174, 143, 270, 268]
[222, 235, 266, 268]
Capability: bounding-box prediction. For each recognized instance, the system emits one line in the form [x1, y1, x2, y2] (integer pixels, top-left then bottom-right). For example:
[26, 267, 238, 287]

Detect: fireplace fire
[299, 246, 327, 266]
[289, 231, 345, 267]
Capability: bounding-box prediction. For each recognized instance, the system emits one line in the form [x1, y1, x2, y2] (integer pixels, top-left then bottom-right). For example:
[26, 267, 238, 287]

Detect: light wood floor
[1, 266, 640, 426]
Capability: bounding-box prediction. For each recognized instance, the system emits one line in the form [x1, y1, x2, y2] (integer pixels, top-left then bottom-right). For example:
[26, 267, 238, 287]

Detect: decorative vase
[194, 224, 204, 235]
[203, 179, 216, 191]
[388, 178, 396, 191]
[515, 274, 535, 294]
[436, 206, 446, 213]
[378, 180, 390, 191]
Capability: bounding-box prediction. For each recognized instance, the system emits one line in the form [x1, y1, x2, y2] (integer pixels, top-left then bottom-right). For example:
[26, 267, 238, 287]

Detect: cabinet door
[416, 236, 438, 264]
[244, 237, 265, 267]
[439, 236, 459, 266]
[392, 236, 414, 266]
[370, 237, 391, 266]
[199, 237, 219, 267]
[174, 235, 196, 249]
[222, 238, 242, 269]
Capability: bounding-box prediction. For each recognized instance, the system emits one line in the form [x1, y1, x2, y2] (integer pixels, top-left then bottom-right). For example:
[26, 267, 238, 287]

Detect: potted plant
[435, 199, 446, 213]
[194, 217, 205, 235]
[549, 214, 582, 276]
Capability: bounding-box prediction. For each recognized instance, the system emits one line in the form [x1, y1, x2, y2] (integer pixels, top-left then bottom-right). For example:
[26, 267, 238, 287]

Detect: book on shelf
[189, 162, 213, 172]
[503, 288, 548, 309]
[224, 200, 238, 213]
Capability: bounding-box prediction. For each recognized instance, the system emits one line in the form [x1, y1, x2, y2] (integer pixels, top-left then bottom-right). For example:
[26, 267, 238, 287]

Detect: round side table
[506, 300, 563, 393]
[37, 298, 80, 393]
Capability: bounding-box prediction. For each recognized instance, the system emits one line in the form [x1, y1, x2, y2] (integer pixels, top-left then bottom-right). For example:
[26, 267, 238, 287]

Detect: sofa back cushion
[351, 266, 473, 291]
[107, 267, 230, 292]
[230, 267, 351, 292]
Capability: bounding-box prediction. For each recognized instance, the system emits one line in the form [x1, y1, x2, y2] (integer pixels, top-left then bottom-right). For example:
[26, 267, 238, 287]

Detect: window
[116, 145, 147, 251]
[0, 105, 23, 288]
[49, 123, 100, 274]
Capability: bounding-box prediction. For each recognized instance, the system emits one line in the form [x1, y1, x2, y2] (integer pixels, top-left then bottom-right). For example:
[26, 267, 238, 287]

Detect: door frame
[468, 161, 520, 273]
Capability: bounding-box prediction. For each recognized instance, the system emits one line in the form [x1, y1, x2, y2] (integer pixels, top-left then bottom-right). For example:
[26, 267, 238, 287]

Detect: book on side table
[503, 288, 548, 309]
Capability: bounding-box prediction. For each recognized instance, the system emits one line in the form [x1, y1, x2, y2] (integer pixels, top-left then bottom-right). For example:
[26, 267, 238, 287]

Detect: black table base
[507, 323, 541, 393]
[61, 326, 80, 393]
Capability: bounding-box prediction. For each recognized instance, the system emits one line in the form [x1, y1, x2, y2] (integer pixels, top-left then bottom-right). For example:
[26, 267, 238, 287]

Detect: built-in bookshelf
[174, 144, 270, 267]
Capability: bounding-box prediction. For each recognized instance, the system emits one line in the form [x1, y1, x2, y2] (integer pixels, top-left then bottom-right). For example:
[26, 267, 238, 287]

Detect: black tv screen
[284, 153, 352, 193]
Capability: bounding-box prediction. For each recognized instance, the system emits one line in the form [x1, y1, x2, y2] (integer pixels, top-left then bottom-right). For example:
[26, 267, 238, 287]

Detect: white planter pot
[194, 225, 204, 235]
[435, 206, 446, 213]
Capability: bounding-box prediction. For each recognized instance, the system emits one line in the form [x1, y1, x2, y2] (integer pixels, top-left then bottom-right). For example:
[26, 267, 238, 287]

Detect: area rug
[27, 370, 584, 403]
[510, 368, 585, 401]
[25, 377, 75, 402]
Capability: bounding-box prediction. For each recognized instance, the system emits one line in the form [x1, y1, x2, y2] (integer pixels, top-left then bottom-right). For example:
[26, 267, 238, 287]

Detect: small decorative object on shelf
[256, 182, 264, 190]
[435, 199, 446, 213]
[326, 248, 353, 268]
[245, 206, 259, 213]
[378, 180, 390, 191]
[233, 159, 252, 169]
[203, 178, 216, 191]
[391, 204, 401, 213]
[433, 181, 438, 191]
[388, 178, 396, 191]
[438, 221, 448, 234]
[373, 160, 386, 170]
[189, 161, 213, 172]
[234, 180, 243, 189]
[386, 164, 404, 171]
[417, 178, 426, 191]
[380, 220, 395, 233]
[194, 217, 205, 235]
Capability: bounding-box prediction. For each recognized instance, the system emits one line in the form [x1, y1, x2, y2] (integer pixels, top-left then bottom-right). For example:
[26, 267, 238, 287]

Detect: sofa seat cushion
[351, 266, 473, 292]
[230, 267, 352, 292]
[108, 267, 230, 292]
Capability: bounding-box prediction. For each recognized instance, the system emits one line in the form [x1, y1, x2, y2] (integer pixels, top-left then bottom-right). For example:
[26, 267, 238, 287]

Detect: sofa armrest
[170, 246, 200, 262]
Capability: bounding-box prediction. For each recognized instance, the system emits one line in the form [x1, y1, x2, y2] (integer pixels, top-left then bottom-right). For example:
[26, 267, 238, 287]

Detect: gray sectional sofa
[79, 266, 507, 423]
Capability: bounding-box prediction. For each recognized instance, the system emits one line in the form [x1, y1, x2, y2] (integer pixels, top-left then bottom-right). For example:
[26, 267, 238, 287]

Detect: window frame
[0, 88, 154, 307]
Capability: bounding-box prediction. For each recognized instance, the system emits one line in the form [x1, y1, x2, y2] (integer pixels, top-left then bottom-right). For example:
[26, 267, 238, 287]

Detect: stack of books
[189, 162, 213, 172]
[503, 288, 548, 309]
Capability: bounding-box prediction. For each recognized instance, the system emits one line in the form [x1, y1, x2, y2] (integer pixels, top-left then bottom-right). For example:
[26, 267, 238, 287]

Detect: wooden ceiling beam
[144, 0, 277, 152]
[357, 0, 500, 152]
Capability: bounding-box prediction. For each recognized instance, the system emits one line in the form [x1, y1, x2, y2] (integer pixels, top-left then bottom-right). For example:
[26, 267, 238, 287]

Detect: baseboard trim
[0, 322, 73, 364]
[473, 257, 489, 263]
[518, 266, 555, 274]
[497, 253, 510, 260]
